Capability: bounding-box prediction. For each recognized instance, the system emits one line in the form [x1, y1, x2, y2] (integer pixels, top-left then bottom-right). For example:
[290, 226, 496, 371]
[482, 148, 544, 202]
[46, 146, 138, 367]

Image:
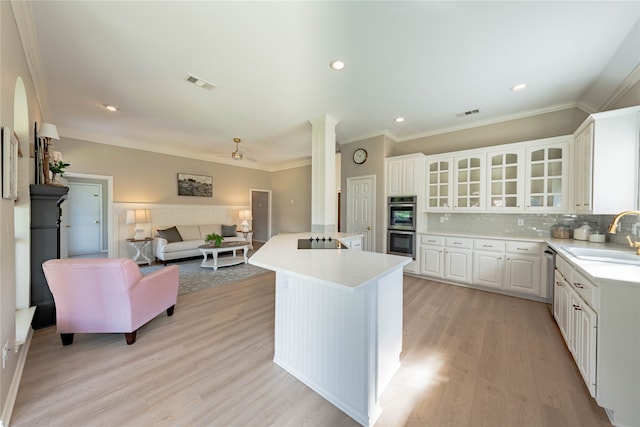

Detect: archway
[13, 77, 30, 309]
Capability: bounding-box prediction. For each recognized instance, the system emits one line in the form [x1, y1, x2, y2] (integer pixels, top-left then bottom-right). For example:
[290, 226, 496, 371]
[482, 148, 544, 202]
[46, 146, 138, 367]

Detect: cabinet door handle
[573, 304, 582, 311]
[482, 244, 492, 248]
[516, 247, 529, 251]
[453, 242, 462, 245]
[574, 282, 584, 289]
[555, 281, 563, 286]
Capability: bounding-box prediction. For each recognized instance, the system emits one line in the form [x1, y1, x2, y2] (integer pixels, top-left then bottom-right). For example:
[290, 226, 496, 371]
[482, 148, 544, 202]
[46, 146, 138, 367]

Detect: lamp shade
[39, 123, 59, 140]
[126, 209, 151, 224]
[239, 209, 252, 221]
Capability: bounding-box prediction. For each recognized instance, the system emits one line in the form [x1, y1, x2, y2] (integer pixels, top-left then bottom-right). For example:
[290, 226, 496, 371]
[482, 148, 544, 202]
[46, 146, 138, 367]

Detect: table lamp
[38, 123, 59, 184]
[126, 209, 152, 240]
[239, 209, 252, 233]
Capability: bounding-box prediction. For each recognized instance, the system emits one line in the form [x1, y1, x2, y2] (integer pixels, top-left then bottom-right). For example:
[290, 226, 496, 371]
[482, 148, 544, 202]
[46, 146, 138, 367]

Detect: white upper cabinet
[525, 139, 569, 212]
[453, 154, 485, 211]
[423, 136, 570, 213]
[573, 122, 594, 212]
[572, 105, 640, 214]
[486, 148, 525, 212]
[386, 153, 425, 196]
[425, 155, 453, 211]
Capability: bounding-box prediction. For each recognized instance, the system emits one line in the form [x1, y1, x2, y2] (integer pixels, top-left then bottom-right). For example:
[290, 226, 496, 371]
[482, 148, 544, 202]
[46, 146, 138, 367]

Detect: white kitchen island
[249, 233, 411, 427]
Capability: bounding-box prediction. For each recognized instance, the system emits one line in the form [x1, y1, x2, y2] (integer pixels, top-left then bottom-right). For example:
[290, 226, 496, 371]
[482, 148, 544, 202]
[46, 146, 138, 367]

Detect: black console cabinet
[30, 184, 68, 329]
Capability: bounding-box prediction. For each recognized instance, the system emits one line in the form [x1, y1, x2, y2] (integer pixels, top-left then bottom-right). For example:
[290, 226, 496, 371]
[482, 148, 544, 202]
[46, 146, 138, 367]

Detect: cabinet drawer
[571, 269, 599, 311]
[420, 235, 444, 246]
[474, 239, 505, 252]
[446, 237, 473, 249]
[505, 241, 541, 255]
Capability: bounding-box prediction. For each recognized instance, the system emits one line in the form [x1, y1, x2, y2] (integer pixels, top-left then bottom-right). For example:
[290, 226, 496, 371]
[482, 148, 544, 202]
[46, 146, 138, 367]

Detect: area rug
[140, 255, 270, 295]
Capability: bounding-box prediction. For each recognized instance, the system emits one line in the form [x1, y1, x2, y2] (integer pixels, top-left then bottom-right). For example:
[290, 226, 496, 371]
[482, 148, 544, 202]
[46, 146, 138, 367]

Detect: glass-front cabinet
[424, 136, 570, 213]
[486, 149, 524, 211]
[525, 140, 569, 211]
[454, 154, 484, 210]
[425, 156, 452, 211]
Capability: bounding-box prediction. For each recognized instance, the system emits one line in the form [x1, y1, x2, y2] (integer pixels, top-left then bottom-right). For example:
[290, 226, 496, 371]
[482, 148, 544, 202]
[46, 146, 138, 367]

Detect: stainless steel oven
[388, 196, 417, 259]
[387, 229, 416, 259]
[388, 196, 417, 231]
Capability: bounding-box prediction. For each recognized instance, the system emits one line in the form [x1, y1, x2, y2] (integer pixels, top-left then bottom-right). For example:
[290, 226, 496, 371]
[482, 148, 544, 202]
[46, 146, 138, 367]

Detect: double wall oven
[387, 196, 417, 259]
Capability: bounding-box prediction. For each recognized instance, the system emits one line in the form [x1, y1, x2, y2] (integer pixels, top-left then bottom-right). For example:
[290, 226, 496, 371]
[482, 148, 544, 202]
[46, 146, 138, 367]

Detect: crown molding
[341, 103, 581, 146]
[601, 63, 640, 111]
[10, 1, 50, 120]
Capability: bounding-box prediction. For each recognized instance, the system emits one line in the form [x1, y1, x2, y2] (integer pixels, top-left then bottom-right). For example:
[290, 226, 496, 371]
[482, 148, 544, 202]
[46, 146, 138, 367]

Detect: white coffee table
[199, 241, 250, 270]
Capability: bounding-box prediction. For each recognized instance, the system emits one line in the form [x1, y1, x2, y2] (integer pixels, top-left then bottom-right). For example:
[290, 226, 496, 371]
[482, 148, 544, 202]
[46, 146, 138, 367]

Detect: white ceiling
[14, 1, 640, 171]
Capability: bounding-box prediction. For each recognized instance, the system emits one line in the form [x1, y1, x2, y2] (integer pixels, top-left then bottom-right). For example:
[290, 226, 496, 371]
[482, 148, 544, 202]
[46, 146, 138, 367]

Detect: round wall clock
[353, 148, 368, 164]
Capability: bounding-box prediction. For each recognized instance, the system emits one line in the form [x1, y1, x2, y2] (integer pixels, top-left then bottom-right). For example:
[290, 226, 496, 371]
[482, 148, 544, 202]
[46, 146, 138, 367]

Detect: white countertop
[418, 231, 640, 286]
[249, 232, 411, 292]
[547, 239, 640, 286]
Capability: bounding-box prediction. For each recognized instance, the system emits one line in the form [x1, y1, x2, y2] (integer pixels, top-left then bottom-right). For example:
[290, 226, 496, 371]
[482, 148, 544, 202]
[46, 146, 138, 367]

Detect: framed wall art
[177, 173, 212, 197]
[2, 126, 19, 200]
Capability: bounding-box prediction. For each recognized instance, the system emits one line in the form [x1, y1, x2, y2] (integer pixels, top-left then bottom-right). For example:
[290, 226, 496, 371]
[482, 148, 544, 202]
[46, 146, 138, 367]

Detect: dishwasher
[543, 247, 556, 313]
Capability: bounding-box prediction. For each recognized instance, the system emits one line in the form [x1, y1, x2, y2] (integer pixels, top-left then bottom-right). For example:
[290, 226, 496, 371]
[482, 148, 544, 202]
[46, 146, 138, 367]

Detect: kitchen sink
[561, 246, 640, 265]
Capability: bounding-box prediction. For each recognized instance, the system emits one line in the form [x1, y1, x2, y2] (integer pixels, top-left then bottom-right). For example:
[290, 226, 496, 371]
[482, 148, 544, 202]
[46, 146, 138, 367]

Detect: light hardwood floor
[11, 273, 611, 427]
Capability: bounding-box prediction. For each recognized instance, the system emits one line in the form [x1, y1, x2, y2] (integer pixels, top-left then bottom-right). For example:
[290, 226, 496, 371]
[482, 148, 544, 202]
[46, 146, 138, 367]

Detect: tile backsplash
[424, 212, 640, 246]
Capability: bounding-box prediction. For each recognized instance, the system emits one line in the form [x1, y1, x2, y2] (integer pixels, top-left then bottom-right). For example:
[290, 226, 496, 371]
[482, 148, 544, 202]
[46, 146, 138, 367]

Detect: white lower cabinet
[472, 239, 506, 289]
[419, 235, 473, 282]
[503, 242, 541, 297]
[553, 260, 597, 398]
[553, 270, 570, 340]
[419, 235, 544, 300]
[419, 235, 444, 278]
[444, 237, 472, 283]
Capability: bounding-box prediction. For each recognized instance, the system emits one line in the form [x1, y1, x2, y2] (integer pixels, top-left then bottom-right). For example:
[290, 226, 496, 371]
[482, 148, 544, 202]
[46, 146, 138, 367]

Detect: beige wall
[56, 137, 272, 206]
[272, 165, 312, 234]
[0, 2, 45, 419]
[340, 135, 388, 252]
[610, 78, 640, 110]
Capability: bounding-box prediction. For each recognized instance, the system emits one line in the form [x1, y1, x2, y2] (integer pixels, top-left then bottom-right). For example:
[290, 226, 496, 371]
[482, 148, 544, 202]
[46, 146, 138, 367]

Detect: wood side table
[126, 237, 153, 265]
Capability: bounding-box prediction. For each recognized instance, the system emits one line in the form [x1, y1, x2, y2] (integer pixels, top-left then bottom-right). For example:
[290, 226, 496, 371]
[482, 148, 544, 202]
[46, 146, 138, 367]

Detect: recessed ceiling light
[329, 59, 345, 70]
[511, 83, 527, 92]
[103, 104, 119, 112]
[394, 117, 405, 123]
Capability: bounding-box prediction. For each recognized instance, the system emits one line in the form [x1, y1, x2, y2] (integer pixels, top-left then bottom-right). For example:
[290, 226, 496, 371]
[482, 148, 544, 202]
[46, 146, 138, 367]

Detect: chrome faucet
[607, 211, 640, 255]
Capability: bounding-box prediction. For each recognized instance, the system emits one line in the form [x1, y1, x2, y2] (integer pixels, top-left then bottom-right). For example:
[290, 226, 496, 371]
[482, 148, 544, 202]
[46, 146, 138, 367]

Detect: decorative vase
[48, 173, 63, 186]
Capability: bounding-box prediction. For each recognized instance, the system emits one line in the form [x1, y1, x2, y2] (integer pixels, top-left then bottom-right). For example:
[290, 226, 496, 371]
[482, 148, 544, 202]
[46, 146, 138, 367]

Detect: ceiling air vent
[456, 109, 481, 118]
[186, 75, 216, 91]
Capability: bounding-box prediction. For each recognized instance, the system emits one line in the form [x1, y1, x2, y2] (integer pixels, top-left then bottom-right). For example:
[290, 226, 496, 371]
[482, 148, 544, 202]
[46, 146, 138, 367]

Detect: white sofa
[153, 224, 252, 263]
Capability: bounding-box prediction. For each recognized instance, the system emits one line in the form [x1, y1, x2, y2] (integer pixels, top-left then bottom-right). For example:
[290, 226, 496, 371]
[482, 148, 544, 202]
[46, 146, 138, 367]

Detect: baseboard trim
[1, 327, 34, 427]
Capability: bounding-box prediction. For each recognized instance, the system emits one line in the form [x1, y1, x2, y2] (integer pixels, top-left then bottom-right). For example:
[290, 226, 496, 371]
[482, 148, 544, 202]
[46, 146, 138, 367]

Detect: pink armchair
[42, 258, 179, 345]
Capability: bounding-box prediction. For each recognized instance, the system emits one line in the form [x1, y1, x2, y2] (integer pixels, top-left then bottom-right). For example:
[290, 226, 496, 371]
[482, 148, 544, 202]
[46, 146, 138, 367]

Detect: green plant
[205, 233, 224, 247]
[49, 160, 70, 176]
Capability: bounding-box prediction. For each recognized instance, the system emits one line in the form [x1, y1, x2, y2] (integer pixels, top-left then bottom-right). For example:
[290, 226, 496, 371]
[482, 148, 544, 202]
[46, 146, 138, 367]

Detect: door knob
[95, 220, 100, 224]
[367, 226, 372, 230]
[65, 225, 71, 228]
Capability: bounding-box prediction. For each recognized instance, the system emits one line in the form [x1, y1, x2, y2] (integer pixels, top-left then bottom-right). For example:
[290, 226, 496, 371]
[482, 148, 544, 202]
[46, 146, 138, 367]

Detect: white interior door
[67, 182, 102, 255]
[346, 175, 375, 251]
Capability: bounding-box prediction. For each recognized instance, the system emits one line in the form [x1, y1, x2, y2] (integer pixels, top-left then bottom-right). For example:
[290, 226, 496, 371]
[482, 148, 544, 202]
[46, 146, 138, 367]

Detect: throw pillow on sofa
[157, 226, 183, 243]
[221, 224, 237, 237]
